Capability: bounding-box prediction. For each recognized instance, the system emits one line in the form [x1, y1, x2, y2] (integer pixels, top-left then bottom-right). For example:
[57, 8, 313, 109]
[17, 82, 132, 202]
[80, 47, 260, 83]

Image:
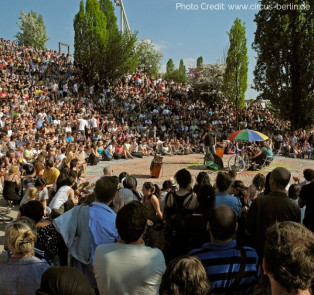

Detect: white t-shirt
[49, 185, 71, 210]
[56, 153, 66, 163]
[78, 119, 89, 131]
[90, 117, 98, 128]
[94, 243, 165, 295]
[20, 187, 49, 205]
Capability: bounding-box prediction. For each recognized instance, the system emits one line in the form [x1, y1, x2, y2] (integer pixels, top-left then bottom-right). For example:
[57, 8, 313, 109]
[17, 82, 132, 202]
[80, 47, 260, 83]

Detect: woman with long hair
[193, 172, 211, 194]
[3, 164, 21, 202]
[142, 181, 164, 250]
[185, 184, 215, 252]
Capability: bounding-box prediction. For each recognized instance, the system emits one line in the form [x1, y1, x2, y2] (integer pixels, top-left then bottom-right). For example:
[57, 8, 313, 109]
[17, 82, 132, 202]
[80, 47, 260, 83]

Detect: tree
[164, 69, 187, 84]
[166, 59, 175, 73]
[74, 0, 108, 84]
[253, 0, 314, 129]
[196, 56, 203, 69]
[192, 63, 225, 103]
[135, 39, 163, 76]
[15, 10, 49, 49]
[99, 0, 138, 81]
[74, 0, 138, 85]
[164, 59, 187, 83]
[179, 59, 186, 74]
[223, 18, 248, 117]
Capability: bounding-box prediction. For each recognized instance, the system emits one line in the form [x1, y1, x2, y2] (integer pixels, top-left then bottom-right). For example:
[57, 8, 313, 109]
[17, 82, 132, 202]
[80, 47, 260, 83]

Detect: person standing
[202, 124, 216, 161]
[247, 167, 301, 258]
[298, 173, 314, 232]
[94, 202, 166, 295]
[53, 176, 120, 288]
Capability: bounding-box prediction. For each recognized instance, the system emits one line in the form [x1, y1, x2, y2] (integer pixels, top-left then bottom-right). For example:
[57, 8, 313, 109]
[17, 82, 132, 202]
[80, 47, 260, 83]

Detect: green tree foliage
[164, 59, 187, 83]
[223, 18, 248, 109]
[74, 0, 138, 85]
[135, 39, 163, 76]
[253, 0, 314, 128]
[196, 56, 203, 69]
[15, 10, 49, 49]
[192, 63, 225, 103]
[164, 69, 187, 84]
[166, 59, 175, 73]
[74, 0, 108, 83]
[99, 0, 138, 81]
[179, 59, 186, 74]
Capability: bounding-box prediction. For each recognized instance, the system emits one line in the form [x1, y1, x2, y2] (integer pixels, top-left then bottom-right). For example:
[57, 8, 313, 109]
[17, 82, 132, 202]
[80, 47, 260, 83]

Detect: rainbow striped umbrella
[227, 129, 269, 142]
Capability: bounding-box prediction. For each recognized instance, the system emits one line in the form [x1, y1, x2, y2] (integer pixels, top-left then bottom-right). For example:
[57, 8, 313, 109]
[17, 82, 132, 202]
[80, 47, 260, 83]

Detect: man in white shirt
[89, 115, 98, 129]
[56, 147, 67, 167]
[78, 116, 89, 132]
[94, 202, 166, 295]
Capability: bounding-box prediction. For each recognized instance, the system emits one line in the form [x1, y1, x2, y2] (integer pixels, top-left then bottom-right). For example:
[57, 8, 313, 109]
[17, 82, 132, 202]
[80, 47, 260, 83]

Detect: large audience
[0, 38, 314, 295]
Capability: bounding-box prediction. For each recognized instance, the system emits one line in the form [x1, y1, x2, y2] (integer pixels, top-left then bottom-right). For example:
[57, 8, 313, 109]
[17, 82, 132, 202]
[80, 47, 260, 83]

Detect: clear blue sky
[1, 0, 261, 98]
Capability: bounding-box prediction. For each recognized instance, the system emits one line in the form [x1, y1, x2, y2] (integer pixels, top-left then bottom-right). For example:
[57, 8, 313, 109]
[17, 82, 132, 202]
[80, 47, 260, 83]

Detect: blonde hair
[5, 221, 36, 255]
[28, 187, 38, 200]
[9, 165, 19, 175]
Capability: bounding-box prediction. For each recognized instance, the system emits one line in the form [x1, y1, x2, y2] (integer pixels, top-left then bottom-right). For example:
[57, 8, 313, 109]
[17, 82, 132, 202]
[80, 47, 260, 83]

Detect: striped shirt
[189, 240, 261, 295]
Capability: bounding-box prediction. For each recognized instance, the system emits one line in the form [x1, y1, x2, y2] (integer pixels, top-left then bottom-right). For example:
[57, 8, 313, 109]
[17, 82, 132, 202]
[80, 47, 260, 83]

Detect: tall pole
[114, 0, 131, 35]
[120, 5, 124, 33]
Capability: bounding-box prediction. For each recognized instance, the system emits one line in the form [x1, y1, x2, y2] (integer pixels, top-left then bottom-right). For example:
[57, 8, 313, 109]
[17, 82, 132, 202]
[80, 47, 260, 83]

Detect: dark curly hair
[264, 222, 314, 293]
[175, 169, 192, 189]
[116, 201, 147, 244]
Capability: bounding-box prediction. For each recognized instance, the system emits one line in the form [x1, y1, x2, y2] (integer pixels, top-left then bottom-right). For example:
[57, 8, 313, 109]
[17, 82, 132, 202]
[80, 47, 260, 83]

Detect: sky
[0, 0, 262, 98]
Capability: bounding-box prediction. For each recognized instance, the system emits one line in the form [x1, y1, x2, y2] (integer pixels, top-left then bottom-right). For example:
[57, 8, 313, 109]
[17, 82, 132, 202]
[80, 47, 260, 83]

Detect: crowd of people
[0, 38, 314, 294]
[1, 166, 314, 295]
[0, 38, 313, 174]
